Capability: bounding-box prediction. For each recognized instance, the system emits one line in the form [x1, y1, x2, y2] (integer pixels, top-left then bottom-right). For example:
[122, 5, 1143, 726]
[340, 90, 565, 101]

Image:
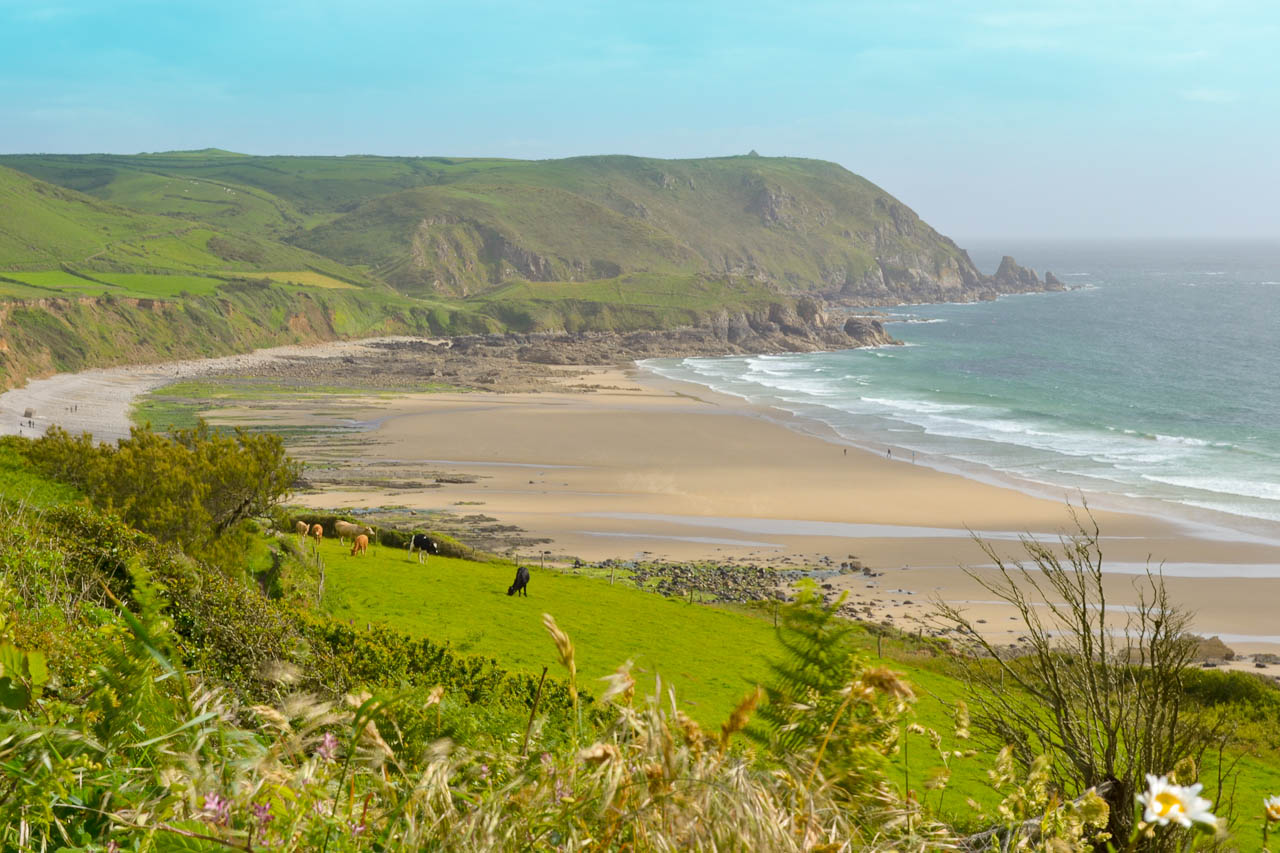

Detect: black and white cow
[408, 533, 440, 564]
[507, 565, 530, 597]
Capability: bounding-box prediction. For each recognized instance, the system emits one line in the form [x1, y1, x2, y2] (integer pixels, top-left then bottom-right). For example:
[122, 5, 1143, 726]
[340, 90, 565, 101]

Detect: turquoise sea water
[644, 241, 1280, 538]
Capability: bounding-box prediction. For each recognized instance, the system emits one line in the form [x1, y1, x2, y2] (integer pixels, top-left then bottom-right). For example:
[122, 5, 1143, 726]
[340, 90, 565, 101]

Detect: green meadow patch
[315, 536, 782, 722]
[93, 272, 227, 296]
[243, 270, 358, 289]
[1, 270, 231, 299]
[311, 534, 997, 812]
[133, 377, 464, 431]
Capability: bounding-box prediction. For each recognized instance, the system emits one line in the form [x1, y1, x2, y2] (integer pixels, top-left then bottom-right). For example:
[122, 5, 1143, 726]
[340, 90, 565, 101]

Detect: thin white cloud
[1180, 86, 1242, 103]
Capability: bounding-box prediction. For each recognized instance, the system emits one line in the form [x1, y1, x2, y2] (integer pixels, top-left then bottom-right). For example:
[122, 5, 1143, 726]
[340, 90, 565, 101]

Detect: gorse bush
[27, 421, 299, 558]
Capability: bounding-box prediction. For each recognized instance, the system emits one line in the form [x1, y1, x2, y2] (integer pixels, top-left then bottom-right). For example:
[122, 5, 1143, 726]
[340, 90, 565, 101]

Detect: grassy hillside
[3, 151, 1003, 304]
[0, 165, 370, 281]
[0, 151, 1049, 391]
[0, 164, 497, 388]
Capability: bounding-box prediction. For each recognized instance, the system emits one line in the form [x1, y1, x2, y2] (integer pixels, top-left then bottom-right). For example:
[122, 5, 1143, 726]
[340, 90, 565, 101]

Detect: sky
[1, 0, 1277, 240]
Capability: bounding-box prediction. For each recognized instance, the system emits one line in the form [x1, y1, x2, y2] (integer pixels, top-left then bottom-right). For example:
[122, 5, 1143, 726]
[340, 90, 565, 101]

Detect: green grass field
[309, 534, 1003, 824]
[2, 428, 1277, 841]
[239, 270, 358, 289]
[311, 530, 1280, 839]
[315, 536, 780, 720]
[93, 272, 227, 296]
[0, 270, 227, 298]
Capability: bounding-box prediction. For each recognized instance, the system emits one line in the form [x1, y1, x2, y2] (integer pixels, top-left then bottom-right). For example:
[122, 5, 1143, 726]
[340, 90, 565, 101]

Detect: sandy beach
[6, 337, 1280, 666]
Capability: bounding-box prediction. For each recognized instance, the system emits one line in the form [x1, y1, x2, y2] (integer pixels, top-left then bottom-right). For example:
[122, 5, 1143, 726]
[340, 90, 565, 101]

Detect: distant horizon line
[956, 235, 1280, 245]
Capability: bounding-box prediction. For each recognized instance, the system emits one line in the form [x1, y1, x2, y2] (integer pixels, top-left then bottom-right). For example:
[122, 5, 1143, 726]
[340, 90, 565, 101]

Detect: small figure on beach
[886, 448, 892, 459]
[843, 448, 847, 456]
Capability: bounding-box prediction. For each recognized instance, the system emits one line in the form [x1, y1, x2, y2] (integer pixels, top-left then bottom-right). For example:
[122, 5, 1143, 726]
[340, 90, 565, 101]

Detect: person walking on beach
[886, 448, 891, 459]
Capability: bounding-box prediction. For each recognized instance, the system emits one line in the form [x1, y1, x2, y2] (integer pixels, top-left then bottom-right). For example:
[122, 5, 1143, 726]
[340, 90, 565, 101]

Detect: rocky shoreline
[185, 309, 895, 394]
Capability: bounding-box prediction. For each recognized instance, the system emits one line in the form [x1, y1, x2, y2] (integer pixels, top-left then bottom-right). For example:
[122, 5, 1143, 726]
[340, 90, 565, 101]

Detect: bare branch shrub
[933, 506, 1234, 846]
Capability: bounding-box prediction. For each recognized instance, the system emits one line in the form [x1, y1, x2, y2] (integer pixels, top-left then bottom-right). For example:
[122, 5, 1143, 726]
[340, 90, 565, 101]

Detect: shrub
[28, 422, 300, 557]
[934, 509, 1236, 847]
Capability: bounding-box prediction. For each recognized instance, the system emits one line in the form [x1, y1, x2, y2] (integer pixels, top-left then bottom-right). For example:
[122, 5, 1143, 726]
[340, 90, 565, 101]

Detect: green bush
[298, 616, 581, 714]
[28, 422, 300, 558]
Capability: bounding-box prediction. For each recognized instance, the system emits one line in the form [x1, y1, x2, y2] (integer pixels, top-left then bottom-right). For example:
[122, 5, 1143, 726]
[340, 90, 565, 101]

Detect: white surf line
[635, 363, 1280, 551]
[575, 531, 784, 548]
[1093, 561, 1280, 579]
[1208, 633, 1280, 646]
[573, 511, 1055, 541]
[951, 561, 1280, 580]
[411, 458, 587, 470]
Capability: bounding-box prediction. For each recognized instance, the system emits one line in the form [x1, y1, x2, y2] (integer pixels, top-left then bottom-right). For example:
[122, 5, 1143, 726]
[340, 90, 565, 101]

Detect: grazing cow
[310, 523, 323, 546]
[407, 533, 439, 564]
[334, 519, 375, 546]
[295, 520, 310, 543]
[350, 534, 369, 556]
[507, 565, 530, 597]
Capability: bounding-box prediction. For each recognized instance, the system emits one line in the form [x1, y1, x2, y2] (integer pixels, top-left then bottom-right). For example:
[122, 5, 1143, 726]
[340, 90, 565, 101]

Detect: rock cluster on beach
[190, 315, 895, 398]
[618, 560, 788, 603]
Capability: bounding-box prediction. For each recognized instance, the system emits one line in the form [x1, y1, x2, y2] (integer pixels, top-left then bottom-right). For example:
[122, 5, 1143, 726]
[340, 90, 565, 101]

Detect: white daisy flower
[1264, 794, 1280, 822]
[1137, 774, 1216, 828]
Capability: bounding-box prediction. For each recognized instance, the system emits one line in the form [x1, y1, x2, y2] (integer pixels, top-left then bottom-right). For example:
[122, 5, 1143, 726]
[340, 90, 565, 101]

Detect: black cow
[507, 565, 530, 597]
[408, 533, 439, 564]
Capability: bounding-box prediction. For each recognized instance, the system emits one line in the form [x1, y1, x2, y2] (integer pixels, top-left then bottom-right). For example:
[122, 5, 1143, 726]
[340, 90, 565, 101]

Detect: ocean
[643, 240, 1280, 540]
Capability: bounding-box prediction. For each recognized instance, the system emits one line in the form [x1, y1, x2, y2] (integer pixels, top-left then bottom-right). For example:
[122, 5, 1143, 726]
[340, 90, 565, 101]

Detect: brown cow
[310, 523, 323, 546]
[350, 534, 369, 556]
[334, 519, 375, 546]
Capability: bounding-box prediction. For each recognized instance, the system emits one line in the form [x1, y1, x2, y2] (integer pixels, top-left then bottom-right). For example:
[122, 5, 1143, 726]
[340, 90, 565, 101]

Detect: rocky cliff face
[290, 155, 1060, 307]
[466, 305, 893, 365]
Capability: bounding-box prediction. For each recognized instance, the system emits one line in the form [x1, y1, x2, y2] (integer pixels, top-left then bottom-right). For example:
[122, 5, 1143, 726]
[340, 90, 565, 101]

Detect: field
[316, 537, 781, 718]
[239, 270, 357, 289]
[311, 534, 1005, 822]
[0, 270, 228, 298]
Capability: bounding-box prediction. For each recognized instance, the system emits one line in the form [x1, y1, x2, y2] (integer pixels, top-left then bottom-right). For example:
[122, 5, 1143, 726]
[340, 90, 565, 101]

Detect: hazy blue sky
[1, 0, 1276, 240]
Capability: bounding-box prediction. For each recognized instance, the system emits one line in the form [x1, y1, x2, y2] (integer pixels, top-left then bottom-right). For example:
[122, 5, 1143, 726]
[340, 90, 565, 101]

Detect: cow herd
[290, 519, 533, 597]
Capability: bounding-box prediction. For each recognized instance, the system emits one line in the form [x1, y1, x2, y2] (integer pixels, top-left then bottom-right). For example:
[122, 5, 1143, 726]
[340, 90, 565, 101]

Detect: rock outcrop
[502, 300, 894, 363]
[991, 256, 1042, 292]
